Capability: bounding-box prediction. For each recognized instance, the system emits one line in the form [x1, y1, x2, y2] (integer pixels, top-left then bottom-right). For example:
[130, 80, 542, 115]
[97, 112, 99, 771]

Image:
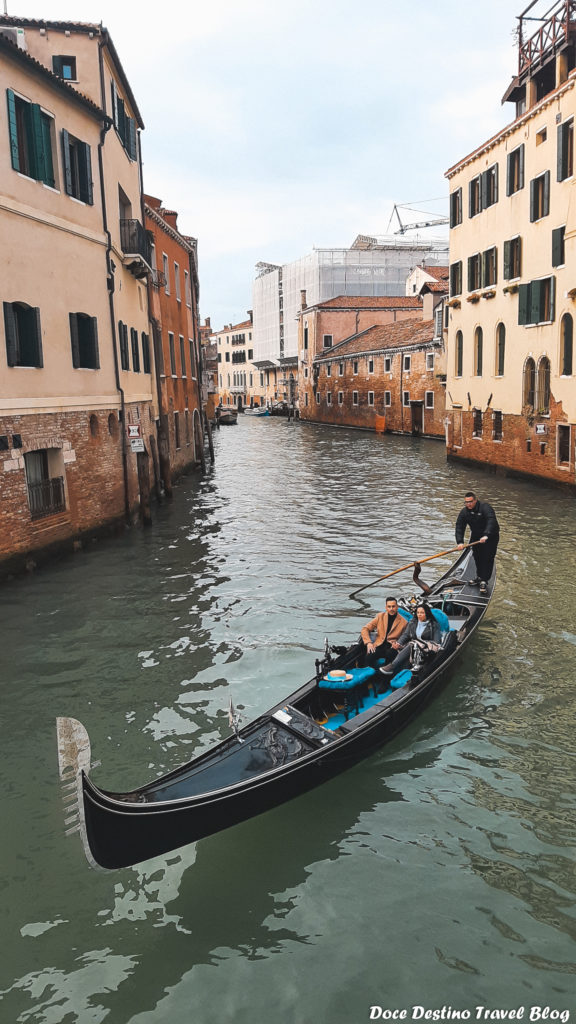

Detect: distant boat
[244, 407, 270, 417]
[218, 410, 238, 425]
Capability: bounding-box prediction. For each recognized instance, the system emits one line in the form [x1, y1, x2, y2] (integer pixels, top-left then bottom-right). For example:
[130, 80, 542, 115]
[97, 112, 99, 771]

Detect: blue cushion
[319, 666, 375, 690]
[398, 607, 411, 621]
[431, 607, 451, 633]
[390, 669, 412, 689]
[348, 666, 376, 684]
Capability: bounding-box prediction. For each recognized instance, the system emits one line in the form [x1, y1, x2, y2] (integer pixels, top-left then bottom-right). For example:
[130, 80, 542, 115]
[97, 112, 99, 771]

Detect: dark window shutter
[552, 226, 563, 266]
[467, 257, 474, 292]
[517, 236, 522, 276]
[530, 178, 536, 221]
[61, 129, 73, 196]
[127, 117, 137, 161]
[481, 171, 488, 209]
[503, 240, 511, 280]
[468, 180, 474, 218]
[111, 79, 118, 127]
[78, 142, 93, 204]
[518, 283, 531, 325]
[543, 171, 550, 217]
[549, 276, 556, 322]
[39, 113, 55, 187]
[117, 97, 126, 145]
[530, 280, 542, 324]
[29, 103, 47, 182]
[91, 317, 100, 368]
[558, 123, 566, 181]
[493, 247, 498, 284]
[3, 302, 18, 366]
[506, 152, 512, 196]
[518, 145, 525, 189]
[493, 165, 499, 203]
[69, 312, 80, 367]
[34, 307, 43, 367]
[7, 89, 20, 171]
[482, 250, 488, 287]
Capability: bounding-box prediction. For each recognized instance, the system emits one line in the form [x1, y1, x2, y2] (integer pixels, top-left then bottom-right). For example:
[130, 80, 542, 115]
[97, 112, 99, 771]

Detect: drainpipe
[97, 39, 130, 523]
[400, 350, 404, 434]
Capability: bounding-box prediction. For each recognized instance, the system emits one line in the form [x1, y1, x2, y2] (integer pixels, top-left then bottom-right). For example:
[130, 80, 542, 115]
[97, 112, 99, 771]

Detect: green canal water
[0, 419, 575, 1024]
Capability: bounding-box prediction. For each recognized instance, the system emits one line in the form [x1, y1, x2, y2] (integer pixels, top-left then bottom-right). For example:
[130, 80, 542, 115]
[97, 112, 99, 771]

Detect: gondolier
[455, 491, 500, 595]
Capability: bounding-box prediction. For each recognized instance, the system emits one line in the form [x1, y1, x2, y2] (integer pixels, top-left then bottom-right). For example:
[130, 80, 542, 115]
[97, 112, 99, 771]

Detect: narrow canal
[1, 419, 575, 1024]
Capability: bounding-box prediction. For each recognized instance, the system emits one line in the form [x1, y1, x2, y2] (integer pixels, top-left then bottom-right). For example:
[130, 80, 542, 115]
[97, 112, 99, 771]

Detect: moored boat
[244, 407, 270, 417]
[57, 548, 494, 870]
[218, 410, 238, 425]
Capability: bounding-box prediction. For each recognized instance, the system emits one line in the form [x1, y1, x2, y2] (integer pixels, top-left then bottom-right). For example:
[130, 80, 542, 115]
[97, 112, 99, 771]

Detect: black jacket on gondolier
[455, 501, 500, 545]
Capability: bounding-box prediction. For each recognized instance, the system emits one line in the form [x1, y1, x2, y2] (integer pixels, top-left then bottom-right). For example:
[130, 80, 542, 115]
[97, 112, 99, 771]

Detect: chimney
[205, 316, 211, 329]
[300, 289, 307, 310]
[247, 309, 253, 324]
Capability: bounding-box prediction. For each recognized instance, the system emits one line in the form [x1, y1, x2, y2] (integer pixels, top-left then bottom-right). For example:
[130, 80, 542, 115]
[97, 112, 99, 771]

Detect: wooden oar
[348, 541, 483, 599]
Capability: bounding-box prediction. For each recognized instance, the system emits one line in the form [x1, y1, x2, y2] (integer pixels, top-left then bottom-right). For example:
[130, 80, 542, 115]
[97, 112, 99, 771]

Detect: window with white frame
[326, 363, 332, 377]
[163, 254, 170, 295]
[384, 356, 391, 372]
[339, 362, 344, 375]
[316, 392, 320, 404]
[184, 269, 191, 307]
[353, 360, 358, 374]
[403, 391, 410, 406]
[174, 262, 181, 302]
[426, 352, 434, 370]
[368, 391, 374, 406]
[326, 391, 332, 405]
[384, 391, 391, 406]
[6, 90, 56, 187]
[425, 391, 434, 408]
[323, 334, 333, 349]
[368, 358, 374, 373]
[352, 391, 359, 405]
[338, 391, 344, 405]
[403, 355, 411, 372]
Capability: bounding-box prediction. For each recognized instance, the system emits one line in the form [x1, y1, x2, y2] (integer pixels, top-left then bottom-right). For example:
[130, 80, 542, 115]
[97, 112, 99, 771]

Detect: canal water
[0, 419, 575, 1024]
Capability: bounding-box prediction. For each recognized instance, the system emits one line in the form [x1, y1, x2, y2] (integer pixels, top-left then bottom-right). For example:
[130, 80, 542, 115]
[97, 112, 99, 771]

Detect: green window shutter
[467, 257, 474, 292]
[543, 171, 550, 217]
[517, 236, 522, 276]
[552, 226, 563, 267]
[34, 307, 43, 367]
[493, 165, 499, 203]
[78, 142, 93, 204]
[518, 145, 525, 189]
[518, 283, 531, 325]
[61, 129, 73, 195]
[506, 152, 511, 196]
[503, 240, 511, 280]
[468, 180, 474, 218]
[549, 276, 556, 322]
[3, 302, 18, 366]
[482, 250, 488, 287]
[481, 171, 488, 209]
[40, 113, 55, 187]
[127, 117, 137, 161]
[117, 97, 126, 145]
[69, 312, 80, 367]
[91, 317, 100, 369]
[493, 247, 498, 284]
[530, 178, 536, 221]
[6, 89, 20, 171]
[530, 280, 542, 324]
[29, 103, 47, 182]
[111, 79, 118, 127]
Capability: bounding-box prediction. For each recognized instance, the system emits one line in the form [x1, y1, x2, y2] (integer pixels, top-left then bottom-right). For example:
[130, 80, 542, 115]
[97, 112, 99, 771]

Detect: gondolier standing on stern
[455, 492, 500, 595]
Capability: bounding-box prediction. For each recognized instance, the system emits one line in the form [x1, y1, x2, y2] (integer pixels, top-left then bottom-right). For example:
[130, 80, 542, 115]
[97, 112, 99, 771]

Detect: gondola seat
[319, 668, 374, 719]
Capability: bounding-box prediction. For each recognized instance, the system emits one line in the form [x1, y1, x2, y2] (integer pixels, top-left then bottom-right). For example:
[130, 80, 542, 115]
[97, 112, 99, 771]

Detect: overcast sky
[7, 0, 525, 327]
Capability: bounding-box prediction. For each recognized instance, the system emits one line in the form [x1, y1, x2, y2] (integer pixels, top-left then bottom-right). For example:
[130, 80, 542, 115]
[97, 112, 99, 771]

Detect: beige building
[214, 314, 268, 409]
[0, 18, 154, 574]
[445, 2, 576, 487]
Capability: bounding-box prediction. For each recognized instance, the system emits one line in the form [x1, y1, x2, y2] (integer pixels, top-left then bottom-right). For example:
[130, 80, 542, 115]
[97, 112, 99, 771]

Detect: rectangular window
[557, 119, 574, 181]
[558, 424, 570, 464]
[384, 391, 391, 406]
[69, 312, 99, 369]
[118, 320, 129, 370]
[7, 90, 55, 187]
[493, 411, 503, 441]
[25, 449, 66, 520]
[368, 391, 374, 406]
[518, 277, 556, 325]
[142, 332, 151, 373]
[353, 360, 359, 374]
[384, 356, 392, 373]
[468, 253, 482, 291]
[368, 358, 374, 373]
[304, 393, 308, 406]
[131, 327, 140, 372]
[323, 334, 332, 348]
[169, 332, 176, 374]
[110, 79, 137, 160]
[304, 367, 309, 379]
[61, 130, 93, 204]
[184, 269, 191, 307]
[189, 339, 196, 377]
[450, 261, 462, 297]
[434, 306, 443, 339]
[482, 246, 498, 287]
[174, 263, 181, 302]
[179, 335, 186, 376]
[338, 391, 344, 405]
[3, 302, 43, 367]
[473, 408, 483, 437]
[52, 55, 77, 80]
[403, 391, 410, 407]
[303, 325, 308, 350]
[326, 391, 332, 405]
[425, 391, 434, 409]
[469, 175, 481, 217]
[507, 144, 525, 195]
[174, 411, 181, 449]
[552, 225, 566, 267]
[481, 164, 498, 208]
[503, 236, 522, 280]
[530, 171, 550, 221]
[426, 352, 434, 371]
[403, 355, 411, 372]
[326, 363, 332, 377]
[316, 392, 320, 404]
[163, 254, 170, 295]
[339, 362, 344, 375]
[450, 188, 462, 227]
[225, 351, 230, 362]
[352, 391, 359, 406]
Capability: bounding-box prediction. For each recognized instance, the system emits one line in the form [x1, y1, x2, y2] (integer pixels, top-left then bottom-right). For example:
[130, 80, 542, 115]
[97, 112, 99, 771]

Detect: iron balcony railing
[120, 219, 152, 265]
[28, 476, 66, 520]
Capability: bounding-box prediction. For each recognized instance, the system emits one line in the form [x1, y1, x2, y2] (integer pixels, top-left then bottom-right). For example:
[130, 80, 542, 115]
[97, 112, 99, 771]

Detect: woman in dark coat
[379, 602, 442, 679]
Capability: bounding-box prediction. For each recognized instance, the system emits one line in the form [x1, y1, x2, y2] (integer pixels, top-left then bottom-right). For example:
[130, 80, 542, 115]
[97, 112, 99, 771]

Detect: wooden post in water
[149, 434, 162, 501]
[204, 410, 215, 463]
[137, 449, 152, 525]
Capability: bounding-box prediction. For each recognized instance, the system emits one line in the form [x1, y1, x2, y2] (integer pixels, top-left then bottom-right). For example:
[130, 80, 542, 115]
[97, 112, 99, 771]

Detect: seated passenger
[379, 602, 442, 680]
[360, 596, 408, 671]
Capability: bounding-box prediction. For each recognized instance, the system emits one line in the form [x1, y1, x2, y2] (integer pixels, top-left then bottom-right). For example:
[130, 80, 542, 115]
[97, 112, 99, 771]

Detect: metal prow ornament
[228, 697, 244, 742]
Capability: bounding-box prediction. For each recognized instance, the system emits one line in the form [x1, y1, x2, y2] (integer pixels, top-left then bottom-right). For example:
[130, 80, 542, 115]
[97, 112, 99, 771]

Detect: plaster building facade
[214, 314, 267, 409]
[0, 17, 154, 574]
[145, 195, 203, 488]
[445, 0, 576, 488]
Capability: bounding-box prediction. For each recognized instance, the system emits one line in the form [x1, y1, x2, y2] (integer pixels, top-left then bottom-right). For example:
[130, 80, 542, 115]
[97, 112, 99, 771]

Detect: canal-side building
[406, 264, 449, 297]
[0, 18, 154, 575]
[145, 195, 203, 487]
[214, 314, 267, 409]
[445, 1, 576, 487]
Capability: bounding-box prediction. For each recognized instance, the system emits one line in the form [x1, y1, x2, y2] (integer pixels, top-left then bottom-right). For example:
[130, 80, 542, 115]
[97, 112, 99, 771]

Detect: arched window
[561, 313, 573, 376]
[523, 357, 536, 409]
[495, 323, 506, 377]
[536, 356, 551, 413]
[474, 327, 483, 376]
[455, 331, 463, 377]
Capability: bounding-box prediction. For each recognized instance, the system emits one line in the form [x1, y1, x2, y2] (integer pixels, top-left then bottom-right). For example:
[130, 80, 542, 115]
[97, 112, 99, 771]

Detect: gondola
[217, 410, 237, 425]
[57, 548, 494, 870]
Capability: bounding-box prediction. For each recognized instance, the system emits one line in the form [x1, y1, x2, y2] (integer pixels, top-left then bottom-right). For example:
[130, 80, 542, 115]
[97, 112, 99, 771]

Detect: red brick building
[145, 196, 203, 490]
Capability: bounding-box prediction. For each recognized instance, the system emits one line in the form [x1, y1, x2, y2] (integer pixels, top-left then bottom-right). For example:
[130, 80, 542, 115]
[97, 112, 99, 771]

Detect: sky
[6, 0, 526, 328]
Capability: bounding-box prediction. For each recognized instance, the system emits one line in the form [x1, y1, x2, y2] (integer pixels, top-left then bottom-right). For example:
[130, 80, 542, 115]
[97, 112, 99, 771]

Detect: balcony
[28, 476, 66, 520]
[120, 219, 152, 279]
